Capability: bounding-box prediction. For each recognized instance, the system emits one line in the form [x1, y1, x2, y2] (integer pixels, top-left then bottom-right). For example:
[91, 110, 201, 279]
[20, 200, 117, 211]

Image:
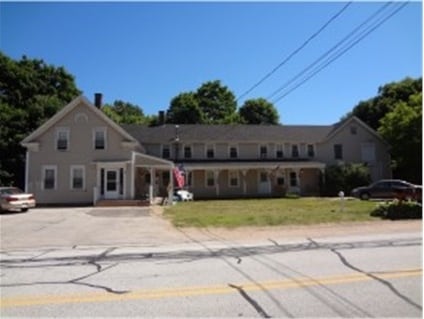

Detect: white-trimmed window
[70, 165, 85, 190]
[229, 145, 238, 159]
[228, 171, 239, 187]
[361, 143, 375, 162]
[291, 144, 299, 158]
[56, 128, 69, 151]
[259, 145, 268, 159]
[93, 127, 107, 150]
[183, 145, 192, 159]
[307, 144, 315, 158]
[42, 165, 57, 190]
[334, 144, 343, 160]
[162, 144, 171, 159]
[205, 144, 215, 159]
[276, 144, 284, 158]
[205, 171, 215, 187]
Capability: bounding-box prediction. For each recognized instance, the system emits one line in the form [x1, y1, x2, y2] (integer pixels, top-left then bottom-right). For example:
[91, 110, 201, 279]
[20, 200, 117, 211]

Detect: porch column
[131, 152, 135, 199]
[167, 167, 174, 205]
[214, 170, 221, 197]
[149, 168, 156, 204]
[241, 170, 248, 196]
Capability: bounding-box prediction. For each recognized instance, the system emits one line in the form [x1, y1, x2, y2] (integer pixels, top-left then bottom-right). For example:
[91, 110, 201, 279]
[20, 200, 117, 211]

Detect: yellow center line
[1, 268, 421, 308]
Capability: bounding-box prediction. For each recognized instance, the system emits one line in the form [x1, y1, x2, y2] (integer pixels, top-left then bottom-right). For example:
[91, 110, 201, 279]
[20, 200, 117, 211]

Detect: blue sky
[0, 1, 421, 125]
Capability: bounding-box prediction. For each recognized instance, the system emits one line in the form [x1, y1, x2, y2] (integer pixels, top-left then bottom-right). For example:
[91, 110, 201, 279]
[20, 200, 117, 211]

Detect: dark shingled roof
[121, 124, 335, 144]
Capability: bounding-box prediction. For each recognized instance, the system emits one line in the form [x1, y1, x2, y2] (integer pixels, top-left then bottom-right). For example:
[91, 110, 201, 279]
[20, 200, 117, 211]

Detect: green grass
[164, 198, 378, 228]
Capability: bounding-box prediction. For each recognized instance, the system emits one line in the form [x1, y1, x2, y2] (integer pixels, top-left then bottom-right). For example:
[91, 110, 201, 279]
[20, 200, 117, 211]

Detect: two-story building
[21, 95, 392, 205]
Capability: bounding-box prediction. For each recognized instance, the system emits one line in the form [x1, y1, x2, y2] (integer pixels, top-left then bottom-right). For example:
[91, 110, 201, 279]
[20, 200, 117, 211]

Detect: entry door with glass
[105, 169, 119, 199]
[258, 171, 271, 194]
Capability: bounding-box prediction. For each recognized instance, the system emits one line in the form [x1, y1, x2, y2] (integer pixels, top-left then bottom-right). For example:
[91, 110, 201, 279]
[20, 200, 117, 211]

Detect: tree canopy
[239, 98, 279, 124]
[345, 77, 422, 183]
[102, 100, 148, 124]
[0, 53, 81, 187]
[166, 92, 204, 124]
[165, 80, 278, 125]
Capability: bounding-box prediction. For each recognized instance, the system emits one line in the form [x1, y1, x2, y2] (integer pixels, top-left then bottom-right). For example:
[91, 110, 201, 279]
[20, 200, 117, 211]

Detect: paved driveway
[1, 206, 421, 251]
[0, 207, 188, 250]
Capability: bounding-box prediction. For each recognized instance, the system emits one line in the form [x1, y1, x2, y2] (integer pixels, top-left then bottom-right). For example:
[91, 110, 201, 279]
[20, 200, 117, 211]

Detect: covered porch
[93, 152, 175, 205]
[179, 161, 326, 199]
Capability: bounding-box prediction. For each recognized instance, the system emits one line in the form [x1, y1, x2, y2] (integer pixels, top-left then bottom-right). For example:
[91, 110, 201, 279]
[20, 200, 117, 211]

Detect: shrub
[371, 200, 422, 220]
[322, 163, 371, 196]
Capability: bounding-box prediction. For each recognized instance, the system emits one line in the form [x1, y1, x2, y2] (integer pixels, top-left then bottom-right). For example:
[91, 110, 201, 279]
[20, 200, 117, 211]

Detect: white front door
[258, 171, 271, 194]
[105, 169, 119, 199]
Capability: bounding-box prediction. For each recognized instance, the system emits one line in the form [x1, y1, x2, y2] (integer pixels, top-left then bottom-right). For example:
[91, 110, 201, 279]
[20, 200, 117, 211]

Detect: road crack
[229, 284, 272, 318]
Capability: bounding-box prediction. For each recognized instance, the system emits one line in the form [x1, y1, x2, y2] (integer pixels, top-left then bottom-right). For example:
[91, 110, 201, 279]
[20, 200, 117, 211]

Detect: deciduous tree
[239, 98, 279, 124]
[0, 53, 80, 187]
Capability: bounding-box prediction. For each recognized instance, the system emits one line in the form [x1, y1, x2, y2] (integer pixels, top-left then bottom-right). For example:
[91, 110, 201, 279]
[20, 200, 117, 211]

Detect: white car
[0, 187, 36, 212]
[175, 190, 194, 201]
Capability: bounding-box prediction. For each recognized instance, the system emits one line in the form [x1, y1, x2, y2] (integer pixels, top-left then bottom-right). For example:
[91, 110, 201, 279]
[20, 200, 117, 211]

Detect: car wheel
[21, 208, 29, 213]
[360, 192, 370, 200]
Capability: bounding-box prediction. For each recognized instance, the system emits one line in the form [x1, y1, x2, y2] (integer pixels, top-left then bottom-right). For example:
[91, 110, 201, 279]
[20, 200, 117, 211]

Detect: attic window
[94, 128, 106, 150]
[56, 128, 69, 151]
[350, 126, 357, 135]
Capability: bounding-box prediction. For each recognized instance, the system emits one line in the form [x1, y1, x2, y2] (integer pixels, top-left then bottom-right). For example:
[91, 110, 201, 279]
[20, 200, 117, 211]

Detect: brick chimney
[158, 110, 166, 125]
[94, 93, 103, 108]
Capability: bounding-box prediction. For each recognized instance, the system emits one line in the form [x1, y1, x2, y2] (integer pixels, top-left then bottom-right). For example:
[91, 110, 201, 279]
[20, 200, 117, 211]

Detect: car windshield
[0, 187, 23, 195]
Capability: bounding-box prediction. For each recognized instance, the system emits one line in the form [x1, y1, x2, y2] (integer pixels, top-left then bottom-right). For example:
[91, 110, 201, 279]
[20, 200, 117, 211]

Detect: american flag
[173, 167, 185, 188]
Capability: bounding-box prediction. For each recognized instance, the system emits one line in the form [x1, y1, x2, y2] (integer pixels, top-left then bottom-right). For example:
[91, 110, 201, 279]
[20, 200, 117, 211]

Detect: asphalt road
[0, 229, 421, 317]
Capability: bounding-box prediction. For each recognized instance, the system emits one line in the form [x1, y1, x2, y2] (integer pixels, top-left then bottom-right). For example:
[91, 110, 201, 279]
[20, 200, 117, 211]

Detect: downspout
[25, 151, 29, 193]
[131, 151, 135, 199]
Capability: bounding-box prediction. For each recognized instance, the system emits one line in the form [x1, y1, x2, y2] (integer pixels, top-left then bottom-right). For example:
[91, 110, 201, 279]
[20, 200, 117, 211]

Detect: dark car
[351, 179, 422, 201]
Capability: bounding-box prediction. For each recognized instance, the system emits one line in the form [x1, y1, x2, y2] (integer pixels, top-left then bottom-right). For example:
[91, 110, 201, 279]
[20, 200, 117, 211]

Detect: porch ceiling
[133, 151, 174, 168]
[179, 161, 326, 171]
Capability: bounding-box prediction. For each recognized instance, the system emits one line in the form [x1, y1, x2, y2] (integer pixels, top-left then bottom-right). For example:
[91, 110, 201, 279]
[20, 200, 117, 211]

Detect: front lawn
[164, 198, 378, 228]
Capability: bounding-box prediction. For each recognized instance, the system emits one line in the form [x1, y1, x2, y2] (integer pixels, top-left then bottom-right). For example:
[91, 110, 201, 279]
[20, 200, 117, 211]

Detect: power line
[267, 1, 393, 101]
[236, 2, 352, 102]
[271, 2, 409, 105]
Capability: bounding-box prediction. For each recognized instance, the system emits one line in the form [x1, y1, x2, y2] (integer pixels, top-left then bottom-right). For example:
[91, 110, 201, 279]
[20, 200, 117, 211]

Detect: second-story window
[56, 128, 69, 151]
[291, 145, 299, 158]
[206, 145, 215, 159]
[229, 146, 238, 159]
[334, 144, 343, 160]
[162, 145, 171, 159]
[276, 145, 284, 158]
[260, 145, 268, 159]
[307, 144, 315, 157]
[184, 145, 192, 159]
[94, 128, 106, 150]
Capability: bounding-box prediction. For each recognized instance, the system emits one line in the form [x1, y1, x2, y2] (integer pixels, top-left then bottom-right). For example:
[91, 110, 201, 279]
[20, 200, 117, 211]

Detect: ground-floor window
[70, 165, 85, 190]
[277, 176, 285, 186]
[42, 165, 57, 190]
[290, 172, 297, 187]
[206, 171, 215, 187]
[228, 171, 239, 187]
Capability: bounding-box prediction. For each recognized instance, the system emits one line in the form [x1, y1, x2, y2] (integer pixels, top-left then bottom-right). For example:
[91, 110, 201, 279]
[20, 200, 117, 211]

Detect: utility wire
[267, 1, 393, 101]
[236, 1, 352, 102]
[271, 2, 409, 105]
